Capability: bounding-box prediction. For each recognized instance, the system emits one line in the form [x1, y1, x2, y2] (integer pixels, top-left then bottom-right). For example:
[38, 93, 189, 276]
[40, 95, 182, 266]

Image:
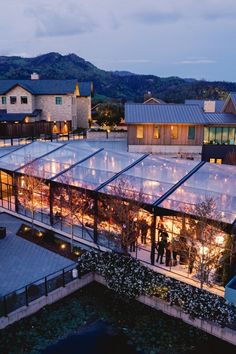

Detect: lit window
[216, 159, 222, 164]
[171, 125, 178, 139]
[209, 158, 215, 163]
[1, 96, 6, 104]
[10, 96, 17, 104]
[153, 126, 160, 139]
[21, 96, 28, 104]
[188, 126, 195, 140]
[136, 126, 144, 139]
[55, 97, 62, 105]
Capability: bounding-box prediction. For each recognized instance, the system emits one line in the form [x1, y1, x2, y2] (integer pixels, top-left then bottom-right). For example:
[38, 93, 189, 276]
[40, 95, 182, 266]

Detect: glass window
[10, 96, 17, 104]
[21, 96, 28, 104]
[229, 128, 235, 145]
[209, 158, 215, 163]
[55, 97, 62, 105]
[215, 128, 222, 144]
[209, 127, 216, 143]
[204, 127, 209, 144]
[222, 128, 229, 144]
[188, 126, 195, 140]
[1, 96, 6, 104]
[216, 159, 222, 164]
[136, 126, 144, 139]
[153, 126, 160, 139]
[171, 126, 178, 139]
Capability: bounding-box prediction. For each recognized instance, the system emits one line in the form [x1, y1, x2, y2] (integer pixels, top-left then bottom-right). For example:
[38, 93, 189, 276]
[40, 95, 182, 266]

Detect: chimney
[31, 72, 39, 80]
[204, 101, 216, 113]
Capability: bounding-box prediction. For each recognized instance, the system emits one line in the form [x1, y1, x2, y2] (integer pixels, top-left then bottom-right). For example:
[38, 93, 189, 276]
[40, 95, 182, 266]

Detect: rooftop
[0, 141, 235, 225]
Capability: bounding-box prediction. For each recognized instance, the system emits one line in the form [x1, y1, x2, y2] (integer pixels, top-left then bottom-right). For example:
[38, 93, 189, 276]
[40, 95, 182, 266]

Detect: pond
[0, 283, 235, 354]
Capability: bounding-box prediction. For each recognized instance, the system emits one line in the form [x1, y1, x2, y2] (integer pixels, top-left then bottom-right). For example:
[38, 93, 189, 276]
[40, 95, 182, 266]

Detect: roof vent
[31, 73, 39, 80]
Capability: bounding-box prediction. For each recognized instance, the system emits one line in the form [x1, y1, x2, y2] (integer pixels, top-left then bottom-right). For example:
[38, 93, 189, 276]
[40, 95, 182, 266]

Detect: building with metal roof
[185, 99, 225, 113]
[125, 92, 236, 164]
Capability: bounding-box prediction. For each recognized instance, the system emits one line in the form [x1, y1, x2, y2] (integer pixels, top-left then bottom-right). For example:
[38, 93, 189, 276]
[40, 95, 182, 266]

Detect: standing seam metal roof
[125, 103, 206, 124]
[0, 80, 92, 96]
[204, 113, 236, 124]
[185, 99, 225, 113]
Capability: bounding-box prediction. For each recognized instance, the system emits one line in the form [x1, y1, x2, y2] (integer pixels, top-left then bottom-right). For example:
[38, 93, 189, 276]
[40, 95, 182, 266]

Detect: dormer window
[1, 96, 6, 104]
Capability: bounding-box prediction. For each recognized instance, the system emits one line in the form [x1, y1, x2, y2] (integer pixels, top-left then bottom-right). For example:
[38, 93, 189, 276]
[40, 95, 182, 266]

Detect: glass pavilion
[0, 141, 235, 284]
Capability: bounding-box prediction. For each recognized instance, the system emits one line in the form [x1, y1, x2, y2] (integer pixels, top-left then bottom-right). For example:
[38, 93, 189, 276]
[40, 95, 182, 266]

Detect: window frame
[1, 96, 6, 105]
[136, 125, 144, 139]
[55, 96, 62, 105]
[10, 96, 17, 105]
[21, 96, 28, 104]
[170, 125, 178, 140]
[188, 126, 195, 140]
[153, 125, 160, 139]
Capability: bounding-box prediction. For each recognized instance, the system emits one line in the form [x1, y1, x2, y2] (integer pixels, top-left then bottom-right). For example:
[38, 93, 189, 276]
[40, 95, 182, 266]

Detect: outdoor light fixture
[199, 246, 208, 256]
[60, 244, 66, 249]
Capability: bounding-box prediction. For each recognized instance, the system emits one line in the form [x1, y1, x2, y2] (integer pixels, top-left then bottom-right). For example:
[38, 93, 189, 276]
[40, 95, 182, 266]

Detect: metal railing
[0, 262, 78, 317]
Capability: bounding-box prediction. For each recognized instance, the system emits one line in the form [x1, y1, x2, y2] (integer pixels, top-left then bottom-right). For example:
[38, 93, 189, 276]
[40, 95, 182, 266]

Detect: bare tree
[17, 158, 48, 234]
[53, 173, 95, 252]
[99, 178, 146, 255]
[180, 197, 230, 288]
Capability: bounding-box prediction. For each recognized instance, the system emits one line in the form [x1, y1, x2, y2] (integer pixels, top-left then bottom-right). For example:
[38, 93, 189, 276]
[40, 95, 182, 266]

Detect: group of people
[155, 229, 178, 267]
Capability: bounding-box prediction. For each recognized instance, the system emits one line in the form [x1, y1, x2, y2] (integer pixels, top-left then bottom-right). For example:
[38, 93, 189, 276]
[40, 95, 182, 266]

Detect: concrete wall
[5, 86, 35, 113]
[86, 131, 127, 140]
[0, 273, 94, 330]
[128, 144, 202, 159]
[1, 272, 236, 346]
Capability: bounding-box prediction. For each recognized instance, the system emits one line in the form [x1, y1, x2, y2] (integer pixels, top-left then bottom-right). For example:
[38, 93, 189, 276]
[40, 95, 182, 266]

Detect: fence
[0, 133, 84, 147]
[0, 263, 77, 317]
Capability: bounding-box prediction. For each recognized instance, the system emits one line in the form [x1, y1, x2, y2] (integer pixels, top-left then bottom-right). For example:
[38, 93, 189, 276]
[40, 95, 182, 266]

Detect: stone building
[0, 74, 93, 137]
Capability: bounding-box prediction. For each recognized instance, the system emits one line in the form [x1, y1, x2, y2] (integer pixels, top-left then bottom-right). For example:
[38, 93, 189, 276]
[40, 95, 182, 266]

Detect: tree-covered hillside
[0, 52, 235, 102]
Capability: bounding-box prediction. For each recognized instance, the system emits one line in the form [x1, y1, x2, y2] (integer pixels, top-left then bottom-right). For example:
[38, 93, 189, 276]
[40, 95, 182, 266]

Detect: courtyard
[0, 213, 74, 296]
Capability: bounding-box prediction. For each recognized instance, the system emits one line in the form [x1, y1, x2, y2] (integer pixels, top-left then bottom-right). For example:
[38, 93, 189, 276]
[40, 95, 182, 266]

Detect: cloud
[132, 11, 181, 25]
[177, 59, 216, 65]
[26, 1, 98, 38]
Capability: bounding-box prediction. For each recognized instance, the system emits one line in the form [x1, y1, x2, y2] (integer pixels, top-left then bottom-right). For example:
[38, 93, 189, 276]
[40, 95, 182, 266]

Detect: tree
[53, 173, 96, 252]
[17, 159, 48, 235]
[95, 103, 124, 128]
[181, 197, 232, 288]
[99, 178, 147, 255]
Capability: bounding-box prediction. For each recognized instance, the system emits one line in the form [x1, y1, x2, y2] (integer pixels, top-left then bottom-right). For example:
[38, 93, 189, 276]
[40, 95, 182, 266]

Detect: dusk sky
[1, 0, 236, 81]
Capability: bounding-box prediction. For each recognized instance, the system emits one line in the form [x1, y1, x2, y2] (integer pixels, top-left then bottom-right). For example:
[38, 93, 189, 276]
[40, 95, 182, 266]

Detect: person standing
[141, 218, 149, 244]
[156, 237, 166, 264]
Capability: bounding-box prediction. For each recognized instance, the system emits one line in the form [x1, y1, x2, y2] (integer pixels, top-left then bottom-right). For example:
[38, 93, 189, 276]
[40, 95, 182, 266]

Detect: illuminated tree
[17, 159, 48, 234]
[99, 178, 147, 255]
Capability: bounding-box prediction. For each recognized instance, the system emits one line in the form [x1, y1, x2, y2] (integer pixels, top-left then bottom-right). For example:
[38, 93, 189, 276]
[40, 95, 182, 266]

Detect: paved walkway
[0, 213, 74, 296]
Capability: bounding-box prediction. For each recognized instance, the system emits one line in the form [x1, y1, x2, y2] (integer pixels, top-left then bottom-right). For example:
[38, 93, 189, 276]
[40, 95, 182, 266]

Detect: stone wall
[128, 144, 202, 159]
[5, 86, 35, 114]
[35, 95, 73, 122]
[76, 96, 91, 129]
[86, 131, 127, 140]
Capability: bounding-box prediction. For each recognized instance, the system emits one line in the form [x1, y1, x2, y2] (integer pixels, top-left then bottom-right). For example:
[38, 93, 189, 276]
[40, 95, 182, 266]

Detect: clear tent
[54, 149, 142, 190]
[100, 156, 199, 204]
[0, 141, 236, 226]
[159, 162, 236, 224]
[0, 141, 61, 171]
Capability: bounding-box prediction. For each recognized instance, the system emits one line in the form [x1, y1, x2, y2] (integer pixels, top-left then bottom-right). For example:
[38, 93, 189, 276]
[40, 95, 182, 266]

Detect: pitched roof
[229, 92, 236, 108]
[185, 99, 225, 113]
[125, 103, 206, 124]
[204, 113, 236, 124]
[143, 97, 166, 104]
[0, 113, 28, 122]
[0, 80, 92, 96]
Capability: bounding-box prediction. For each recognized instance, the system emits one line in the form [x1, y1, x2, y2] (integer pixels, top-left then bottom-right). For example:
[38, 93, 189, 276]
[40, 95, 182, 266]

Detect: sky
[1, 0, 236, 81]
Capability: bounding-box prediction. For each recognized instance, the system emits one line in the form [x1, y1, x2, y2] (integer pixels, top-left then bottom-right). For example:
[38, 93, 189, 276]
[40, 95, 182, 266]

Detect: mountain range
[0, 52, 236, 102]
